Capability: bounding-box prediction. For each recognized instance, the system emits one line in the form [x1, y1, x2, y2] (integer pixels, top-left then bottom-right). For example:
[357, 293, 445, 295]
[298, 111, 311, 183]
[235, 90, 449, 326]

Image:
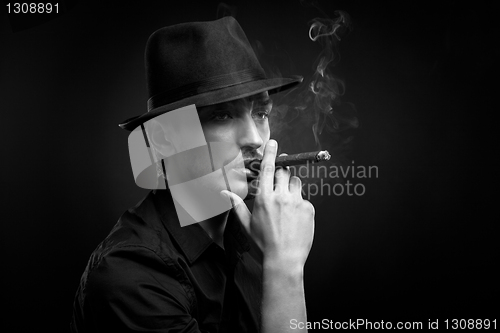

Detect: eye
[212, 112, 232, 122]
[252, 110, 270, 121]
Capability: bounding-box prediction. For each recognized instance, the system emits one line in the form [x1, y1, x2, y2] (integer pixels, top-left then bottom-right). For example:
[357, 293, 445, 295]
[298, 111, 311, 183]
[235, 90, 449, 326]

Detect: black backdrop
[1, 0, 497, 332]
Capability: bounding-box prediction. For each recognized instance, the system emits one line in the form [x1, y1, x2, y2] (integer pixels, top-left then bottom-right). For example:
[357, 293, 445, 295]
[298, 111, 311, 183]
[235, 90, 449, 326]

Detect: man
[71, 16, 315, 332]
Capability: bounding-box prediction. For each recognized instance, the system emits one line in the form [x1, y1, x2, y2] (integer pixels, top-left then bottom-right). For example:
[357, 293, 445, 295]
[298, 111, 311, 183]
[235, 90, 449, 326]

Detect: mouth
[245, 168, 259, 179]
[232, 167, 259, 181]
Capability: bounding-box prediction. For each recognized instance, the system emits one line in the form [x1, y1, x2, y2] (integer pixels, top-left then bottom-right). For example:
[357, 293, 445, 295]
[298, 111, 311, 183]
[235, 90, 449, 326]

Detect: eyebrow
[253, 97, 273, 107]
[198, 95, 273, 116]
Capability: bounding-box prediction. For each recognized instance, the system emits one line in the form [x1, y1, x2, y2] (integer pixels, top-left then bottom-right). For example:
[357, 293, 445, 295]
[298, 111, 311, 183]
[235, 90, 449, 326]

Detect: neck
[198, 210, 230, 249]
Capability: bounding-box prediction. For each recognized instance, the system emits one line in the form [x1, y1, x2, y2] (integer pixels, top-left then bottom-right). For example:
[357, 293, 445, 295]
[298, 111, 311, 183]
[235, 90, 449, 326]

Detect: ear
[147, 119, 176, 159]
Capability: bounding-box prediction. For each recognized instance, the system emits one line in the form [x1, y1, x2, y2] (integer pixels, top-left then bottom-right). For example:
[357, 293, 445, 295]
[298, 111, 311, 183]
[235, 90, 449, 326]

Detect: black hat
[119, 16, 302, 131]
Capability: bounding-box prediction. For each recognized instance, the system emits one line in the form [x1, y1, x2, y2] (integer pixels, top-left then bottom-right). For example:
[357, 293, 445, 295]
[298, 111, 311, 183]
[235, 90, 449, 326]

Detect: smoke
[264, 8, 359, 200]
[269, 11, 357, 147]
[307, 11, 358, 148]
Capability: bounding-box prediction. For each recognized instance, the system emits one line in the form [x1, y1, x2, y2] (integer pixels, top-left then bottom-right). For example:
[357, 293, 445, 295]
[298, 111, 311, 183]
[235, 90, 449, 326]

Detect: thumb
[220, 190, 251, 233]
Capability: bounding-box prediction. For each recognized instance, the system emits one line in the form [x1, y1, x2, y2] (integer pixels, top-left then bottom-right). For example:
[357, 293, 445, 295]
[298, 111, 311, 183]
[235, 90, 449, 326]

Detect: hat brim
[119, 76, 303, 131]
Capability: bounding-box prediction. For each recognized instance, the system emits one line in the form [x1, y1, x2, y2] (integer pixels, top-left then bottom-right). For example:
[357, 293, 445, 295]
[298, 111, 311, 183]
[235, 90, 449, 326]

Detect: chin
[225, 177, 257, 201]
[230, 181, 250, 200]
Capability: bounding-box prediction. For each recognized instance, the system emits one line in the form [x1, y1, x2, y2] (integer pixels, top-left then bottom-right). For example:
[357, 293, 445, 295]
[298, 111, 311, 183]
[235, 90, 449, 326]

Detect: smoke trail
[265, 9, 359, 202]
[271, 11, 357, 145]
[307, 11, 358, 148]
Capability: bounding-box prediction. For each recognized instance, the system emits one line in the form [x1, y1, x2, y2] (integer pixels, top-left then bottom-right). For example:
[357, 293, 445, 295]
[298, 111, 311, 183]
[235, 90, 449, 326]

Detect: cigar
[245, 150, 331, 170]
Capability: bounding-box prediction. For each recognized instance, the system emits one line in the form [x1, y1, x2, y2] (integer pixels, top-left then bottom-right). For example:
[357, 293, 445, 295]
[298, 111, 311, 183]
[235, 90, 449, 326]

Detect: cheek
[202, 124, 234, 143]
[199, 125, 241, 169]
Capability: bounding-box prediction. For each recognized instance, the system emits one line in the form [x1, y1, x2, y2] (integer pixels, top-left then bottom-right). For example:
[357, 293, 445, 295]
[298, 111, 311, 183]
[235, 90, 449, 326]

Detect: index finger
[259, 139, 277, 193]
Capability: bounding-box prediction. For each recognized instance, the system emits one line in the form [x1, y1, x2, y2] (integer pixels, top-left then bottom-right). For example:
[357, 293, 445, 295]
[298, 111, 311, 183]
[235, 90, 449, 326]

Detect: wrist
[263, 258, 304, 279]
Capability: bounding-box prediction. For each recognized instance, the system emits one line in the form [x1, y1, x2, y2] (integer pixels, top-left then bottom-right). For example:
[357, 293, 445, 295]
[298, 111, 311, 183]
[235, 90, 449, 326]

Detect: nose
[236, 113, 264, 150]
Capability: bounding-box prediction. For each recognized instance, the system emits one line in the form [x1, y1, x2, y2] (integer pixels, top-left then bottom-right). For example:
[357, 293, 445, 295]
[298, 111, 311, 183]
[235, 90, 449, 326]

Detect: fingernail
[268, 140, 276, 147]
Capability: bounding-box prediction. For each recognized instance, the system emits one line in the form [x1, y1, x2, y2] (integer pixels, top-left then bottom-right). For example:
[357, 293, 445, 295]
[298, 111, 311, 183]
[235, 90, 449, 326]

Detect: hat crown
[146, 17, 266, 106]
[118, 17, 302, 131]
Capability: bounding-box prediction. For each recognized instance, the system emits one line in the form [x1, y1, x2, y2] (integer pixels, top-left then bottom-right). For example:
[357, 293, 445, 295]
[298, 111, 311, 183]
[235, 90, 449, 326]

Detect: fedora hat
[119, 16, 303, 131]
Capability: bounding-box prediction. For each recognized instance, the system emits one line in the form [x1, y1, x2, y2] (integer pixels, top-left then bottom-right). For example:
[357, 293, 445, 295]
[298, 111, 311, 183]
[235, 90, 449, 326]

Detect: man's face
[199, 91, 271, 199]
[166, 91, 271, 200]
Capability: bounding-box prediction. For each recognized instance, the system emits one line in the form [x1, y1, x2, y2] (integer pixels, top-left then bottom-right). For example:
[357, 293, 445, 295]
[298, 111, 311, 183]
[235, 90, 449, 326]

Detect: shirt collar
[151, 189, 250, 265]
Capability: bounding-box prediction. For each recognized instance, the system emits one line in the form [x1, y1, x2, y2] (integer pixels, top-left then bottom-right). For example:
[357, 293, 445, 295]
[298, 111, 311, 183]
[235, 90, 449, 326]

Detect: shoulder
[81, 198, 194, 306]
[85, 243, 189, 303]
[74, 243, 198, 331]
[91, 192, 181, 267]
[72, 193, 202, 331]
[76, 228, 197, 330]
[84, 205, 189, 297]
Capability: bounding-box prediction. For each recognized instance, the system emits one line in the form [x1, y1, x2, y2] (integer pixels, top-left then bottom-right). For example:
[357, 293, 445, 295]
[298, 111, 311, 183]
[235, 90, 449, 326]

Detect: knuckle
[269, 192, 293, 207]
[262, 164, 275, 173]
[273, 195, 288, 205]
[303, 200, 315, 215]
[310, 204, 315, 216]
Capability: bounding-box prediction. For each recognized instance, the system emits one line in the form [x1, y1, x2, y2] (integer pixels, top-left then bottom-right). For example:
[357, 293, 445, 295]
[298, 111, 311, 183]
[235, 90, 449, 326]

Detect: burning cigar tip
[317, 150, 331, 161]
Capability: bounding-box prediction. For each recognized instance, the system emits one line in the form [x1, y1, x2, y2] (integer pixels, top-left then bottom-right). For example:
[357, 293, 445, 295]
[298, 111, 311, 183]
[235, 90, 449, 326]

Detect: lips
[232, 167, 259, 181]
[244, 168, 259, 179]
[226, 154, 262, 182]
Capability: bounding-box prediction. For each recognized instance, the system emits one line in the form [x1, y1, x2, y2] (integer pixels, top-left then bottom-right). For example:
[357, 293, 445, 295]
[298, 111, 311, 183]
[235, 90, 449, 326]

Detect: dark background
[1, 0, 497, 332]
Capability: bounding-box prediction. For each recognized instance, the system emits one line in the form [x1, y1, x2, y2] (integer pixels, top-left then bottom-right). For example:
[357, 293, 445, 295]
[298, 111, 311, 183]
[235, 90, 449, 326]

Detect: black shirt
[71, 189, 262, 332]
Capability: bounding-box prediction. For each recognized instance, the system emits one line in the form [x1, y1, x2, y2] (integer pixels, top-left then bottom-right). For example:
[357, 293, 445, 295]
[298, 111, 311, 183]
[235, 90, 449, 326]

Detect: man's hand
[221, 139, 315, 269]
[221, 139, 315, 333]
